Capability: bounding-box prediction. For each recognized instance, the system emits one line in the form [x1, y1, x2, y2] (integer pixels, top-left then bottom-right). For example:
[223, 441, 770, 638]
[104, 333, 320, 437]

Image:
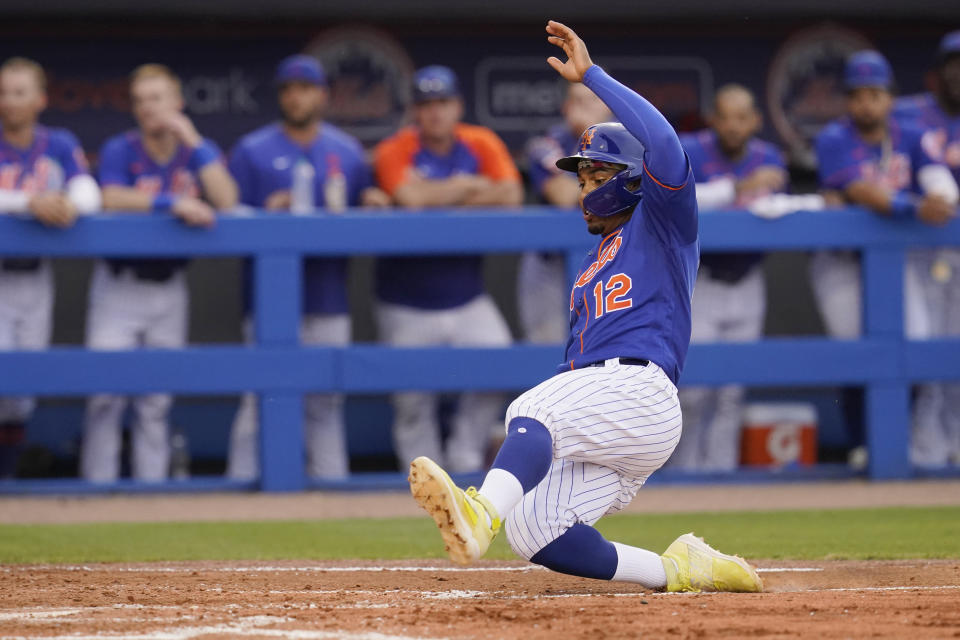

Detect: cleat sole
[409, 458, 481, 565]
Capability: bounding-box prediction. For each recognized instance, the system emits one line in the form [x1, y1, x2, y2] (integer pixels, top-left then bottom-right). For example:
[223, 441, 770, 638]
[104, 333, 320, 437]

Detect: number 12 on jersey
[592, 273, 633, 319]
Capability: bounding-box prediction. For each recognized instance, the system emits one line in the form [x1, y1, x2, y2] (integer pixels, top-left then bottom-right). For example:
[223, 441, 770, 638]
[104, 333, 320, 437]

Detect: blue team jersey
[526, 123, 579, 201]
[99, 130, 225, 274]
[373, 124, 521, 310]
[680, 129, 785, 281]
[99, 129, 222, 197]
[561, 165, 699, 385]
[0, 124, 89, 195]
[894, 93, 960, 184]
[229, 122, 371, 314]
[815, 116, 935, 194]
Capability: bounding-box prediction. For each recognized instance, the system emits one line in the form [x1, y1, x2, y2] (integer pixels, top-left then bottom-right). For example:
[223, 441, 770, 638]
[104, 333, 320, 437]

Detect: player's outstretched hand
[546, 20, 594, 83]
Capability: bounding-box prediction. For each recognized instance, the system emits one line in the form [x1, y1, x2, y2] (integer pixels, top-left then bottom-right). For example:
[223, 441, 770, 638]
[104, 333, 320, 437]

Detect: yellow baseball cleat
[660, 532, 764, 593]
[408, 456, 501, 565]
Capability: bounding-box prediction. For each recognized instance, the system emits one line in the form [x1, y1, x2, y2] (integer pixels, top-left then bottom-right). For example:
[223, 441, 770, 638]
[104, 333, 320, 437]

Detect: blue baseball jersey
[680, 129, 785, 281]
[373, 124, 521, 310]
[562, 167, 699, 385]
[0, 124, 89, 194]
[526, 123, 579, 200]
[229, 122, 371, 314]
[815, 116, 935, 194]
[99, 130, 225, 274]
[894, 93, 960, 184]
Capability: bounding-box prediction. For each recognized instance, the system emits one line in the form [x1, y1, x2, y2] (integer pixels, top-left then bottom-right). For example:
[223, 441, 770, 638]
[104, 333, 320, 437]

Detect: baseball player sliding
[408, 21, 762, 593]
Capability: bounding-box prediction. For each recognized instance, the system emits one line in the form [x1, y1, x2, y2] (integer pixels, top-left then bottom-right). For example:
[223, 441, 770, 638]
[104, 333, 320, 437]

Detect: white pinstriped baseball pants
[502, 359, 682, 560]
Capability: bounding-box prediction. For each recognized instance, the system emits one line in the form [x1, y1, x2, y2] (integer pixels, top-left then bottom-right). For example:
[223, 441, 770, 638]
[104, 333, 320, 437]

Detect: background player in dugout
[671, 85, 787, 472]
[372, 65, 522, 474]
[893, 31, 960, 467]
[408, 21, 761, 594]
[520, 82, 612, 344]
[812, 50, 958, 470]
[226, 55, 384, 480]
[0, 57, 101, 478]
[80, 64, 238, 483]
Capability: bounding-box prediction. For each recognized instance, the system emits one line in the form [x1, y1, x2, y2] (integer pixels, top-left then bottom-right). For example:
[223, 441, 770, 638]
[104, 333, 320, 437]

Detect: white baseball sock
[611, 542, 668, 588]
[478, 468, 524, 525]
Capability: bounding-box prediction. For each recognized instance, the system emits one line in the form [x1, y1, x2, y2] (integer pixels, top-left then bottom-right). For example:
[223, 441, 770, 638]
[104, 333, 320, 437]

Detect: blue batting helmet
[556, 122, 646, 217]
[939, 30, 960, 63]
[844, 50, 893, 91]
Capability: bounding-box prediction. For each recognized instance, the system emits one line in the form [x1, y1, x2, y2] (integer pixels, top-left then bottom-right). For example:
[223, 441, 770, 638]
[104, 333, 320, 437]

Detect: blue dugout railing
[0, 207, 959, 492]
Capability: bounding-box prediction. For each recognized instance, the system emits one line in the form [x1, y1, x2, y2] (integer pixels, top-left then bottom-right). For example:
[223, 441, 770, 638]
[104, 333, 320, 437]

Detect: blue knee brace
[491, 417, 552, 493]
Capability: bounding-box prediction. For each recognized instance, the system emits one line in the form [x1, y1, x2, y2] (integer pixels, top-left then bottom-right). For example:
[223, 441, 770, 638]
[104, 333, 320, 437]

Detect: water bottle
[323, 154, 347, 214]
[169, 427, 191, 480]
[290, 157, 315, 216]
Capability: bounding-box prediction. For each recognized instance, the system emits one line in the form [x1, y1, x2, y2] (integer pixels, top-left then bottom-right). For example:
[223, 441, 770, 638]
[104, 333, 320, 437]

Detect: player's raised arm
[545, 20, 687, 187]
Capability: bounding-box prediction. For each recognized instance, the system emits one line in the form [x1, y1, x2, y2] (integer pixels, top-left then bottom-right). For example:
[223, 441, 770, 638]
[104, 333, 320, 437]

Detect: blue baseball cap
[275, 55, 327, 87]
[844, 50, 893, 91]
[411, 65, 460, 103]
[938, 30, 960, 62]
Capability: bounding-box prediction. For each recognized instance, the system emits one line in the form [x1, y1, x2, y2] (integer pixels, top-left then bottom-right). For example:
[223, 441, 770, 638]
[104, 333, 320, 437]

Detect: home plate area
[1, 560, 958, 639]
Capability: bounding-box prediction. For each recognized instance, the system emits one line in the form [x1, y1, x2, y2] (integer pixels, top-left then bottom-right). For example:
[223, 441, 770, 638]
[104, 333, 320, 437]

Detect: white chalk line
[817, 584, 960, 593]
[16, 564, 544, 574]
[0, 620, 443, 640]
[15, 564, 822, 574]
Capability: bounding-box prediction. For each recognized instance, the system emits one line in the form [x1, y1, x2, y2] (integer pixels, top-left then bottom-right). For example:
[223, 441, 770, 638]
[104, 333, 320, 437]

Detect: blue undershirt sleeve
[582, 65, 697, 245]
[582, 65, 688, 186]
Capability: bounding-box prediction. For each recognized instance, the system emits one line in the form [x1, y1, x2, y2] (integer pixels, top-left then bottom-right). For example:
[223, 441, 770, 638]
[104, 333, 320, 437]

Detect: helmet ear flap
[582, 168, 644, 217]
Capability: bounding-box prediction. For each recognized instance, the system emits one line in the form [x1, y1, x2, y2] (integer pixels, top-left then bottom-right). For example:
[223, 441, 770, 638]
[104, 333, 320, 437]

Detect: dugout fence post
[253, 252, 305, 491]
[862, 246, 910, 480]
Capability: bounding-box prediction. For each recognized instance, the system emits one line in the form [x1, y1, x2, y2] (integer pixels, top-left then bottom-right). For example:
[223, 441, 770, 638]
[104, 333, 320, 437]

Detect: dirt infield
[1, 559, 958, 639]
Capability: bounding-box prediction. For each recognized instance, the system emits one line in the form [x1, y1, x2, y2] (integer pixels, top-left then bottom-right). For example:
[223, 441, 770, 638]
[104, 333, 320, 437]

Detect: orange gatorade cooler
[740, 403, 818, 467]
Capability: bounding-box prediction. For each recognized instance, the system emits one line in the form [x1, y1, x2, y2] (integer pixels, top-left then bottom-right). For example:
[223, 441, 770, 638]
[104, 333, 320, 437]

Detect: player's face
[0, 69, 46, 130]
[131, 76, 184, 135]
[563, 84, 612, 137]
[710, 92, 761, 156]
[938, 57, 960, 109]
[846, 87, 892, 131]
[578, 165, 625, 235]
[413, 97, 462, 142]
[278, 81, 327, 129]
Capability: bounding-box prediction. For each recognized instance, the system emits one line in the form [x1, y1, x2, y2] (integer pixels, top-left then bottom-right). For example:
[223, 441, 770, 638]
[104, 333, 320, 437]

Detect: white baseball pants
[517, 252, 568, 344]
[80, 261, 187, 483]
[809, 250, 951, 468]
[227, 313, 351, 480]
[672, 266, 765, 471]
[0, 262, 53, 423]
[376, 294, 513, 473]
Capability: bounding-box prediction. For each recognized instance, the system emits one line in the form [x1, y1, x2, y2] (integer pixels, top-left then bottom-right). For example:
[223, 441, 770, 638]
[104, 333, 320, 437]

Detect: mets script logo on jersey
[132, 170, 199, 198]
[859, 152, 911, 191]
[570, 231, 634, 319]
[0, 157, 62, 193]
